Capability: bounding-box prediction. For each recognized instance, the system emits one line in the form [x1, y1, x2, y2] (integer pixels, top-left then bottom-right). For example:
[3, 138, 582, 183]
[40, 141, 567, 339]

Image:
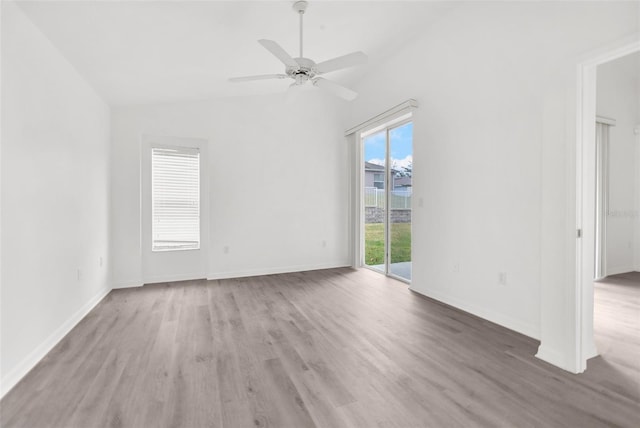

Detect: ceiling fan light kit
[229, 0, 366, 101]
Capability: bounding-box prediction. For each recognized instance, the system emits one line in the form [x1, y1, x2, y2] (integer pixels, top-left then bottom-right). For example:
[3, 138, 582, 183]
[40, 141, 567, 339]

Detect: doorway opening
[361, 117, 413, 282]
[591, 53, 640, 373]
[576, 40, 640, 373]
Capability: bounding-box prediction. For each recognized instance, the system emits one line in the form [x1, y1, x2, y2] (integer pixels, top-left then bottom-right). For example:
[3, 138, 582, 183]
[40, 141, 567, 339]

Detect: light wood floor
[1, 268, 639, 427]
[594, 271, 640, 381]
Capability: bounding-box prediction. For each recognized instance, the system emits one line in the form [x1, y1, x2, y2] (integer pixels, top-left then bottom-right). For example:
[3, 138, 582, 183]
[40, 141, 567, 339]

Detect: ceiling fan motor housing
[287, 57, 316, 84]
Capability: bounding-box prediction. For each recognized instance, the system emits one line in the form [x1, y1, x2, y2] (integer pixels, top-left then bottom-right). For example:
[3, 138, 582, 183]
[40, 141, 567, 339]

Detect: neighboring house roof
[364, 162, 403, 175]
[364, 161, 385, 171]
[394, 176, 412, 187]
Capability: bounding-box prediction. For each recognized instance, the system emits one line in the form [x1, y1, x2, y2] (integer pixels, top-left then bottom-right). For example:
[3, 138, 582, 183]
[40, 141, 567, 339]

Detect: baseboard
[115, 263, 352, 287]
[607, 265, 635, 276]
[584, 341, 599, 361]
[535, 344, 578, 373]
[409, 286, 540, 340]
[142, 272, 207, 285]
[111, 279, 144, 289]
[113, 273, 206, 288]
[208, 262, 352, 281]
[0, 285, 112, 399]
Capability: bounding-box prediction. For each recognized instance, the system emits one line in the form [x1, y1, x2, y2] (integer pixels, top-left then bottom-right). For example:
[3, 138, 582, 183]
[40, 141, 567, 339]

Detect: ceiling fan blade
[258, 39, 299, 69]
[229, 74, 288, 83]
[313, 77, 358, 101]
[315, 51, 367, 74]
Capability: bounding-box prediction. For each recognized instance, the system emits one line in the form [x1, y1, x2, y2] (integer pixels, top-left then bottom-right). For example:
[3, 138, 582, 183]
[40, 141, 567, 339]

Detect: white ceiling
[17, 0, 456, 106]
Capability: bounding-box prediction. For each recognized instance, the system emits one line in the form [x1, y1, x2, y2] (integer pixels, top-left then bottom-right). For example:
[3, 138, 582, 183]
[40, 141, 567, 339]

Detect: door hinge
[577, 229, 582, 238]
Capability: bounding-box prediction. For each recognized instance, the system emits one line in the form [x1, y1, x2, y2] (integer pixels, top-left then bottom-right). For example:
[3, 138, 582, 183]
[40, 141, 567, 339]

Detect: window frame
[150, 145, 201, 252]
[373, 173, 384, 189]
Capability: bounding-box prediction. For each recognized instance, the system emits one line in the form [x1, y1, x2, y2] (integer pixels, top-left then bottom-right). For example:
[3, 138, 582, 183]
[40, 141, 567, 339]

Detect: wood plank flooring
[1, 268, 639, 427]
[594, 271, 640, 380]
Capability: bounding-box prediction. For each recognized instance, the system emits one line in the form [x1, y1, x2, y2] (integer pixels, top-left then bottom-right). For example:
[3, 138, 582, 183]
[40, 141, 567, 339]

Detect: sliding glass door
[362, 120, 413, 281]
[363, 130, 387, 273]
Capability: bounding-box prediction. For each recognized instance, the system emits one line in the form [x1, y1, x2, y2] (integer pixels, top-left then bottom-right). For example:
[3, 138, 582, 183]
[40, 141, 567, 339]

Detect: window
[373, 173, 384, 189]
[151, 147, 200, 251]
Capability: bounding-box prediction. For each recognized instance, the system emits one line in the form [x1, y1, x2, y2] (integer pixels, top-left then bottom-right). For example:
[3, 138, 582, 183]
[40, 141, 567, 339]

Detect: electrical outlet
[99, 256, 103, 267]
[453, 262, 460, 273]
[322, 240, 327, 248]
[223, 246, 229, 254]
[77, 269, 82, 281]
[499, 272, 507, 285]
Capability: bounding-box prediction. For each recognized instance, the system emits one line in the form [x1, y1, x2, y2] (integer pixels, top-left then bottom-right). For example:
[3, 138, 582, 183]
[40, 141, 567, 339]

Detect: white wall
[597, 53, 640, 275]
[111, 91, 351, 287]
[348, 1, 638, 371]
[1, 1, 111, 396]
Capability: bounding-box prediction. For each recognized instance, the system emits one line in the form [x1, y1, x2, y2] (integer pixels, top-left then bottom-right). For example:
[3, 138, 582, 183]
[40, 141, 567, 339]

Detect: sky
[364, 122, 413, 171]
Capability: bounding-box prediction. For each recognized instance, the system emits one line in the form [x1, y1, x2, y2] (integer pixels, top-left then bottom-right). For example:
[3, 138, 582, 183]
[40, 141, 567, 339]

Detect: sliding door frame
[345, 99, 419, 277]
[360, 116, 413, 283]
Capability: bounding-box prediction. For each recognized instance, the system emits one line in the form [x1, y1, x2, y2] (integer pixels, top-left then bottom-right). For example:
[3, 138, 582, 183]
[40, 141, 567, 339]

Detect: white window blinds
[151, 147, 200, 251]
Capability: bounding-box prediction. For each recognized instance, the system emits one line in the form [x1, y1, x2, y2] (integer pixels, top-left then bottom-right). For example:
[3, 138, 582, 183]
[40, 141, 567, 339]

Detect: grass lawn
[364, 222, 411, 265]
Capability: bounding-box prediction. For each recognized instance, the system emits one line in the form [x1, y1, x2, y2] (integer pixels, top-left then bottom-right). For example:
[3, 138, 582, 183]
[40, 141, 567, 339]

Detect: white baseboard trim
[111, 279, 144, 289]
[584, 341, 599, 361]
[114, 263, 352, 288]
[607, 265, 635, 276]
[409, 286, 540, 340]
[0, 285, 112, 399]
[208, 262, 351, 281]
[143, 272, 207, 285]
[536, 344, 580, 373]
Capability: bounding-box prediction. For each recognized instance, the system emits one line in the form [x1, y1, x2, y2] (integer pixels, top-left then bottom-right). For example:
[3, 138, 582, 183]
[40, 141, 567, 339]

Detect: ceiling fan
[229, 1, 367, 101]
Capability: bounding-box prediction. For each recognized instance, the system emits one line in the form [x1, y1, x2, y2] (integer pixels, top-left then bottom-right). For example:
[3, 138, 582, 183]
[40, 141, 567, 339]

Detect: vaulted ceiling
[17, 1, 457, 105]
